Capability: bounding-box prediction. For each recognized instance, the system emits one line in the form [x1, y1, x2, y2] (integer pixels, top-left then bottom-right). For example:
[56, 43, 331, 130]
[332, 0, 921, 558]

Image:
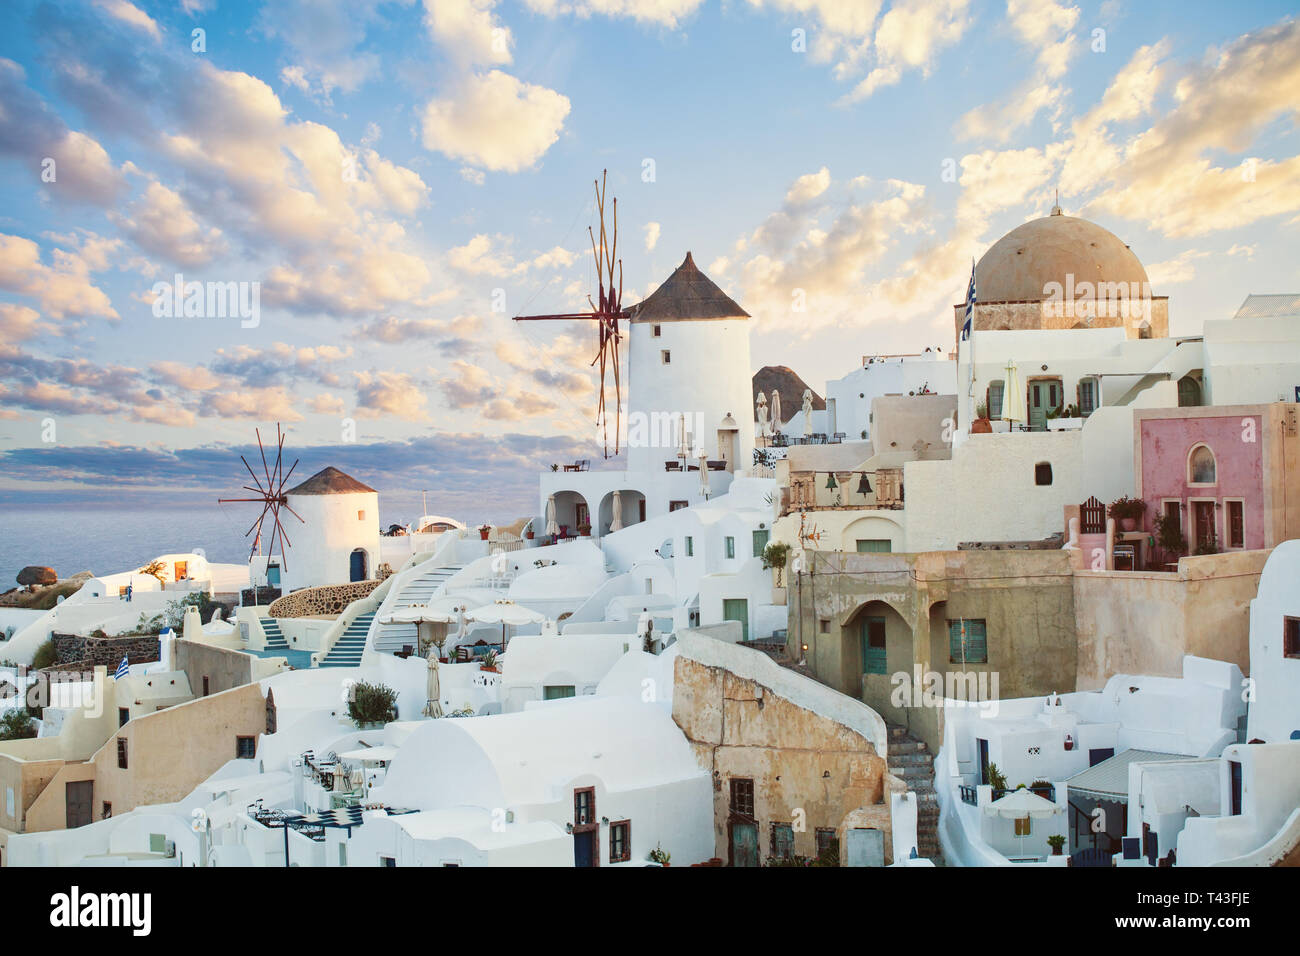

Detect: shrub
[986, 762, 1009, 791]
[0, 709, 36, 741]
[762, 542, 793, 587]
[346, 681, 398, 726]
[1153, 511, 1187, 556]
[1107, 496, 1146, 521]
[30, 639, 57, 671]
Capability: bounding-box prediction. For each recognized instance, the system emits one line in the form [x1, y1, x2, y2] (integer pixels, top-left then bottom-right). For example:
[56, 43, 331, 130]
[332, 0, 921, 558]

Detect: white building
[273, 467, 381, 593]
[824, 352, 957, 443]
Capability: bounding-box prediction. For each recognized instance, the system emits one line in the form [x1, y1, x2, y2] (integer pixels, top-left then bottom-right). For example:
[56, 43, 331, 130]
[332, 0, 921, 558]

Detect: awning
[983, 788, 1060, 819]
[1066, 749, 1194, 802]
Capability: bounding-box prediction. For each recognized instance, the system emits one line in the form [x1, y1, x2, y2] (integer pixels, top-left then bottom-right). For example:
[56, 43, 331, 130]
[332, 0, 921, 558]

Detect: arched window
[1178, 374, 1201, 408]
[1188, 444, 1216, 485]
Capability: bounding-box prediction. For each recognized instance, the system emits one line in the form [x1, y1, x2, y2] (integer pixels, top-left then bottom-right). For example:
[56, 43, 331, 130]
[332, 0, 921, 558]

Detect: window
[1227, 500, 1244, 549]
[725, 536, 735, 559]
[118, 707, 129, 728]
[1178, 374, 1201, 407]
[1035, 462, 1053, 486]
[1189, 444, 1216, 484]
[1078, 377, 1099, 416]
[856, 539, 891, 553]
[357, 510, 365, 521]
[661, 349, 671, 364]
[1014, 816, 1032, 836]
[575, 502, 589, 527]
[574, 787, 595, 826]
[815, 828, 838, 860]
[771, 823, 795, 860]
[117, 738, 128, 770]
[338, 843, 348, 866]
[949, 619, 988, 664]
[862, 617, 887, 675]
[685, 536, 694, 557]
[202, 676, 209, 696]
[609, 821, 631, 863]
[819, 618, 830, 634]
[236, 736, 256, 759]
[752, 529, 770, 556]
[102, 802, 112, 820]
[669, 500, 688, 512]
[1285, 617, 1300, 660]
[729, 778, 755, 818]
[652, 324, 661, 337]
[1162, 499, 1181, 535]
[380, 856, 396, 867]
[543, 685, 575, 700]
[986, 381, 1005, 420]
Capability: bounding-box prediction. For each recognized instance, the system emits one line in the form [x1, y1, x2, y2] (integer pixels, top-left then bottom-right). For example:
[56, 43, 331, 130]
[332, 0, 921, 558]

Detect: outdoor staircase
[319, 611, 375, 668]
[887, 723, 943, 864]
[371, 564, 465, 654]
[260, 618, 288, 650]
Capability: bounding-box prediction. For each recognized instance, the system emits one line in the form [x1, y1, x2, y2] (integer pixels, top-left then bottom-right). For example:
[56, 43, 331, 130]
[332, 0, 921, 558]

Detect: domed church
[954, 204, 1168, 341]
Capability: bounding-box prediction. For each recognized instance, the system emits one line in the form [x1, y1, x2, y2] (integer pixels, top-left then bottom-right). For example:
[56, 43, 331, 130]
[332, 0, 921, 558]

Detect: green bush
[762, 542, 792, 587]
[30, 640, 57, 670]
[347, 681, 398, 726]
[0, 709, 36, 741]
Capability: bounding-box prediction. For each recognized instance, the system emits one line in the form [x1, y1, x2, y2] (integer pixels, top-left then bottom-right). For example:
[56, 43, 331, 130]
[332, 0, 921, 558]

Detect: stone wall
[52, 632, 159, 667]
[267, 580, 379, 618]
[672, 632, 892, 865]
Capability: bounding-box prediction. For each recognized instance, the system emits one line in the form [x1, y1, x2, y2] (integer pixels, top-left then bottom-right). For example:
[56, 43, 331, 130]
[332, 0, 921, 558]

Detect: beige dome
[975, 208, 1149, 302]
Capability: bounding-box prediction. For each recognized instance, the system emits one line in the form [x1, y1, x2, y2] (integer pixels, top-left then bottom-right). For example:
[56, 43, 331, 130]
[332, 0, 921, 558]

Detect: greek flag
[960, 258, 976, 341]
[114, 657, 129, 680]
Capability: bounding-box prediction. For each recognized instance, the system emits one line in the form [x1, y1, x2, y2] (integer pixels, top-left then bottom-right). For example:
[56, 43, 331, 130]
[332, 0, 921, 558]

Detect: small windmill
[218, 424, 304, 571]
[513, 170, 628, 457]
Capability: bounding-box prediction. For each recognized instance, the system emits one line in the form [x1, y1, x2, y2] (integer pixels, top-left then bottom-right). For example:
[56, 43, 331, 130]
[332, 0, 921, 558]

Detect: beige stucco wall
[671, 652, 891, 864]
[175, 639, 255, 697]
[1074, 549, 1268, 689]
[20, 682, 266, 835]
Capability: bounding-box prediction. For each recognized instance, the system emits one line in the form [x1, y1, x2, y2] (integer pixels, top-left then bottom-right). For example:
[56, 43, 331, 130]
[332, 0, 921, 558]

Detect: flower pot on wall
[1120, 518, 1137, 532]
[971, 418, 993, 434]
[772, 586, 787, 606]
[479, 529, 490, 540]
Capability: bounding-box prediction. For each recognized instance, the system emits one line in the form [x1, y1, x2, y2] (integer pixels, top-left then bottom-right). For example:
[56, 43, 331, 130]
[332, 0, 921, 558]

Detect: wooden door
[730, 821, 759, 867]
[1028, 379, 1061, 431]
[174, 561, 187, 580]
[573, 829, 596, 867]
[1193, 501, 1216, 551]
[723, 599, 749, 642]
[65, 780, 93, 829]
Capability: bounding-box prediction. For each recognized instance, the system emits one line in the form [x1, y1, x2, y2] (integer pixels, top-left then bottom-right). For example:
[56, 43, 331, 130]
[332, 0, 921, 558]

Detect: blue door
[573, 830, 596, 867]
[978, 739, 990, 785]
[349, 549, 367, 582]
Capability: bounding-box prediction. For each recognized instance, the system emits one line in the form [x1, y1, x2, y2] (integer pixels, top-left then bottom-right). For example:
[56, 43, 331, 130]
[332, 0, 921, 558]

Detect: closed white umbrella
[802, 389, 814, 437]
[770, 389, 782, 436]
[698, 449, 711, 499]
[423, 651, 443, 718]
[1002, 359, 1027, 428]
[677, 413, 691, 461]
[756, 393, 770, 439]
[544, 495, 559, 536]
[610, 490, 624, 532]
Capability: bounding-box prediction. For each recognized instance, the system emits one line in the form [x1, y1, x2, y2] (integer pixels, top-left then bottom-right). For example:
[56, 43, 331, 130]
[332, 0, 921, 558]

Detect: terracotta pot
[971, 418, 993, 434]
[480, 664, 499, 673]
[1051, 845, 1064, 856]
[525, 531, 534, 539]
[479, 529, 490, 540]
[1120, 517, 1137, 532]
[579, 528, 591, 537]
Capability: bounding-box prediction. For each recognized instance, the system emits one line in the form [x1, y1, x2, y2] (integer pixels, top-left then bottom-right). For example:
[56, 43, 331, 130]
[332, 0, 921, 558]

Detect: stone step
[888, 751, 932, 767]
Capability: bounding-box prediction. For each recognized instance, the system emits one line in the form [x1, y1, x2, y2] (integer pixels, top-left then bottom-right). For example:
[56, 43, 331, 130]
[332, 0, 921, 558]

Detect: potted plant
[577, 522, 592, 537]
[986, 762, 1009, 793]
[524, 520, 535, 540]
[1153, 511, 1187, 558]
[1108, 495, 1146, 532]
[550, 463, 559, 472]
[648, 843, 671, 867]
[479, 649, 500, 673]
[971, 400, 992, 434]
[478, 523, 492, 541]
[762, 541, 792, 588]
[1047, 834, 1066, 856]
[347, 680, 398, 728]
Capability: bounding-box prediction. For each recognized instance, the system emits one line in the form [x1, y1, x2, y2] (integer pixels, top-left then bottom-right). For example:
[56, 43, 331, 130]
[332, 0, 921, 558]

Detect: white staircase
[370, 564, 465, 654]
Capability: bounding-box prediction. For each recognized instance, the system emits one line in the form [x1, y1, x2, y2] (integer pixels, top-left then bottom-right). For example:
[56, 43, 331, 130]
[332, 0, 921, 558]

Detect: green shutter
[948, 619, 987, 664]
[543, 685, 576, 700]
[752, 529, 770, 557]
[726, 536, 735, 559]
[856, 539, 891, 553]
[861, 617, 887, 675]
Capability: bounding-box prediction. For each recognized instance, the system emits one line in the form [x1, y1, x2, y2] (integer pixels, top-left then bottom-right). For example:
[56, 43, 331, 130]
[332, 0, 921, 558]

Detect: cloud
[0, 58, 126, 204]
[112, 181, 226, 268]
[840, 0, 972, 103]
[644, 221, 661, 251]
[92, 0, 162, 41]
[447, 234, 577, 276]
[258, 0, 409, 98]
[425, 0, 513, 68]
[1146, 249, 1208, 286]
[0, 304, 51, 342]
[0, 233, 118, 320]
[522, 0, 704, 28]
[421, 70, 571, 172]
[354, 370, 431, 421]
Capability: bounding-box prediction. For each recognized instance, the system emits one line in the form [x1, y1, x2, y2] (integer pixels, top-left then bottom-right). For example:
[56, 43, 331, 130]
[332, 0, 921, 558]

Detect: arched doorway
[552, 490, 592, 538]
[841, 599, 911, 708]
[349, 548, 368, 582]
[598, 489, 647, 535]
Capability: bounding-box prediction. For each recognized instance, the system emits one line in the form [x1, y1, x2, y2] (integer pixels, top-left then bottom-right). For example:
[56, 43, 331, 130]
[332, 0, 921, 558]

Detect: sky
[0, 0, 1297, 526]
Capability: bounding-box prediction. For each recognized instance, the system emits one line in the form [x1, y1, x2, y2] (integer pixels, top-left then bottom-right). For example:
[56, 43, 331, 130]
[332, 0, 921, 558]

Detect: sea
[0, 506, 255, 588]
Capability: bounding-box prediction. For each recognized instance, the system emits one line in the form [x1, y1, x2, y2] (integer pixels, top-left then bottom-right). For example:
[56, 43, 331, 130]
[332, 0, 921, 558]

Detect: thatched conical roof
[285, 466, 377, 496]
[630, 252, 749, 322]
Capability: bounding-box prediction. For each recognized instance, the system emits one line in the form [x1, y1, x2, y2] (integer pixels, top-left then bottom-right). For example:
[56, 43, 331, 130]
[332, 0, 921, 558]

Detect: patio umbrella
[423, 651, 443, 718]
[984, 787, 1060, 857]
[677, 413, 691, 461]
[544, 494, 559, 536]
[1002, 359, 1027, 427]
[756, 393, 770, 439]
[466, 599, 547, 647]
[770, 389, 782, 435]
[610, 490, 624, 532]
[802, 389, 814, 437]
[698, 449, 711, 499]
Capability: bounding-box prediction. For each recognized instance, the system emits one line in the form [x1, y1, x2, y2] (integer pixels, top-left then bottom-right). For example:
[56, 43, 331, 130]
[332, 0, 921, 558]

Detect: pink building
[1135, 404, 1300, 558]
